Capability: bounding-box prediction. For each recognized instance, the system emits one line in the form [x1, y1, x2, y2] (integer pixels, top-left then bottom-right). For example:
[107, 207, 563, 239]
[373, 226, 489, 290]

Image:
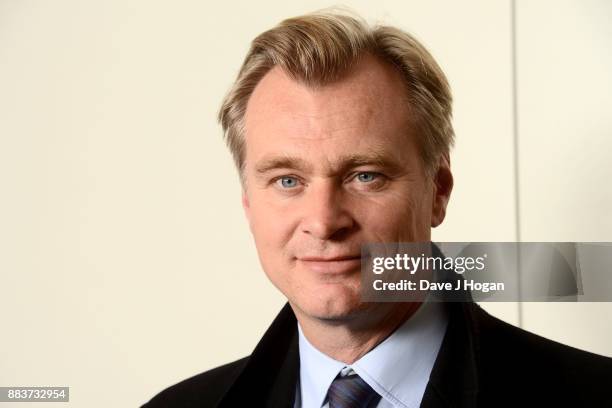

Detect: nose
[300, 180, 355, 240]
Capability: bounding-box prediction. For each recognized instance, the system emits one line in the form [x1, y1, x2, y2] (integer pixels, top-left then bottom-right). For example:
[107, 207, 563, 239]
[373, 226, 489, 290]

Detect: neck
[294, 302, 421, 364]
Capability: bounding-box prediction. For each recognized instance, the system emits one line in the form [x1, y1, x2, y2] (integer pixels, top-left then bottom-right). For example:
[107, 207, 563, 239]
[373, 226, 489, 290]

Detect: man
[144, 11, 612, 407]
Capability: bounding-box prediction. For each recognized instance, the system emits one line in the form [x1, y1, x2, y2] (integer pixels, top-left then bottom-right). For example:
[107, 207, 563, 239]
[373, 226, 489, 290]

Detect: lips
[297, 255, 362, 274]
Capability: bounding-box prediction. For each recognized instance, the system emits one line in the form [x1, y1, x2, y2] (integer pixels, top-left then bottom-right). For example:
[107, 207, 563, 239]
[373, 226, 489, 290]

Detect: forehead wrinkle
[289, 109, 371, 137]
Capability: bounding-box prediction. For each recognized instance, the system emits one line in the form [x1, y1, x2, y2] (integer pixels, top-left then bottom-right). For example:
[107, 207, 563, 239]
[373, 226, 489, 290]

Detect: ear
[431, 152, 453, 228]
[242, 189, 252, 230]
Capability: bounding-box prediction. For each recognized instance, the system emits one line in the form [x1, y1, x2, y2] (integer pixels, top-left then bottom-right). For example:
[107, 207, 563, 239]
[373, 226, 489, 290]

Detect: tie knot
[327, 373, 381, 408]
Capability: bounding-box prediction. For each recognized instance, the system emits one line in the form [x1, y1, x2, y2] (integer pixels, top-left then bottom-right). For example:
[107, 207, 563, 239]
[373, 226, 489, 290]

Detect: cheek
[248, 194, 297, 255]
[353, 189, 431, 241]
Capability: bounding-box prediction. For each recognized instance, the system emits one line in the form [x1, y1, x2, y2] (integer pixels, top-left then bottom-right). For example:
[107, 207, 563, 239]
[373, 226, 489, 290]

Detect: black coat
[143, 302, 612, 407]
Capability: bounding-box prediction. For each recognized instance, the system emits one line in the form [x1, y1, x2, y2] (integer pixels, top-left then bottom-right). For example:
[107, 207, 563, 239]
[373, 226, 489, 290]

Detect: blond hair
[219, 11, 454, 176]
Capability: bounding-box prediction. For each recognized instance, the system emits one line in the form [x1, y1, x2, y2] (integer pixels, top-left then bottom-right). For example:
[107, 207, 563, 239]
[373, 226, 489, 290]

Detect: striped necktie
[326, 373, 382, 408]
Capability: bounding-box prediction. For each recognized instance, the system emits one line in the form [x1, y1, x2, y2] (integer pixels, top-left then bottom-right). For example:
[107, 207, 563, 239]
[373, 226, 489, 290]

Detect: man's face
[242, 55, 452, 323]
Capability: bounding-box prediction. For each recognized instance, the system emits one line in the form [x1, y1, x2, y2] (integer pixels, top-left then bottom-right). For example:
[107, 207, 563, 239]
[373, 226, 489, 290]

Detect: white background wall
[1, 1, 610, 407]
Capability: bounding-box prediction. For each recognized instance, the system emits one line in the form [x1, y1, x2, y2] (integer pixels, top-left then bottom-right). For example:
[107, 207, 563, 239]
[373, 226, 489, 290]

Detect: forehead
[243, 54, 416, 169]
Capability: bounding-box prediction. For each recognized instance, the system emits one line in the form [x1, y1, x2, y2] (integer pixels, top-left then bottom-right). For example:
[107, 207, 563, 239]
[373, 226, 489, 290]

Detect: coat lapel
[218, 304, 299, 408]
[420, 301, 481, 408]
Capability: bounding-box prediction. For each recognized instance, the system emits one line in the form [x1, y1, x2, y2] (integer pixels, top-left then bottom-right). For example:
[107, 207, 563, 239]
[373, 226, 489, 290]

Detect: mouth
[297, 255, 362, 275]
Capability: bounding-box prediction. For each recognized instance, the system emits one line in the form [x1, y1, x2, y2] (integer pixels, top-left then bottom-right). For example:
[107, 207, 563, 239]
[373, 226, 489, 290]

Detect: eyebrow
[254, 150, 402, 175]
[254, 156, 313, 174]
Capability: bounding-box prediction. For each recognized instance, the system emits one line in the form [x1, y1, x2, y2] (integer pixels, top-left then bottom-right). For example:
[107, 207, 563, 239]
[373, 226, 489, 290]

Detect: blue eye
[356, 172, 377, 182]
[277, 176, 299, 188]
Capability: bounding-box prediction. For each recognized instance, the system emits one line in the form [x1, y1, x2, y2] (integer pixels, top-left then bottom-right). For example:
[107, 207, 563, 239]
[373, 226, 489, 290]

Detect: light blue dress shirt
[294, 301, 448, 408]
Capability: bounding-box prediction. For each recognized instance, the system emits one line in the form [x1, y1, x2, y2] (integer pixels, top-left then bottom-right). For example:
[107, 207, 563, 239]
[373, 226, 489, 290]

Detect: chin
[293, 285, 371, 323]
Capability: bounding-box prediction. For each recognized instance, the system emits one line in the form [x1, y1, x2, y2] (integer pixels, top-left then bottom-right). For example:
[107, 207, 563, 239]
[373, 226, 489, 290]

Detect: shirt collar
[297, 324, 346, 408]
[297, 301, 448, 408]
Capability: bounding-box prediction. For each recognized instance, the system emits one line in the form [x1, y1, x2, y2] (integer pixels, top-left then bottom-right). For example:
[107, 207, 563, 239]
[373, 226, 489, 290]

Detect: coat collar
[423, 248, 481, 407]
